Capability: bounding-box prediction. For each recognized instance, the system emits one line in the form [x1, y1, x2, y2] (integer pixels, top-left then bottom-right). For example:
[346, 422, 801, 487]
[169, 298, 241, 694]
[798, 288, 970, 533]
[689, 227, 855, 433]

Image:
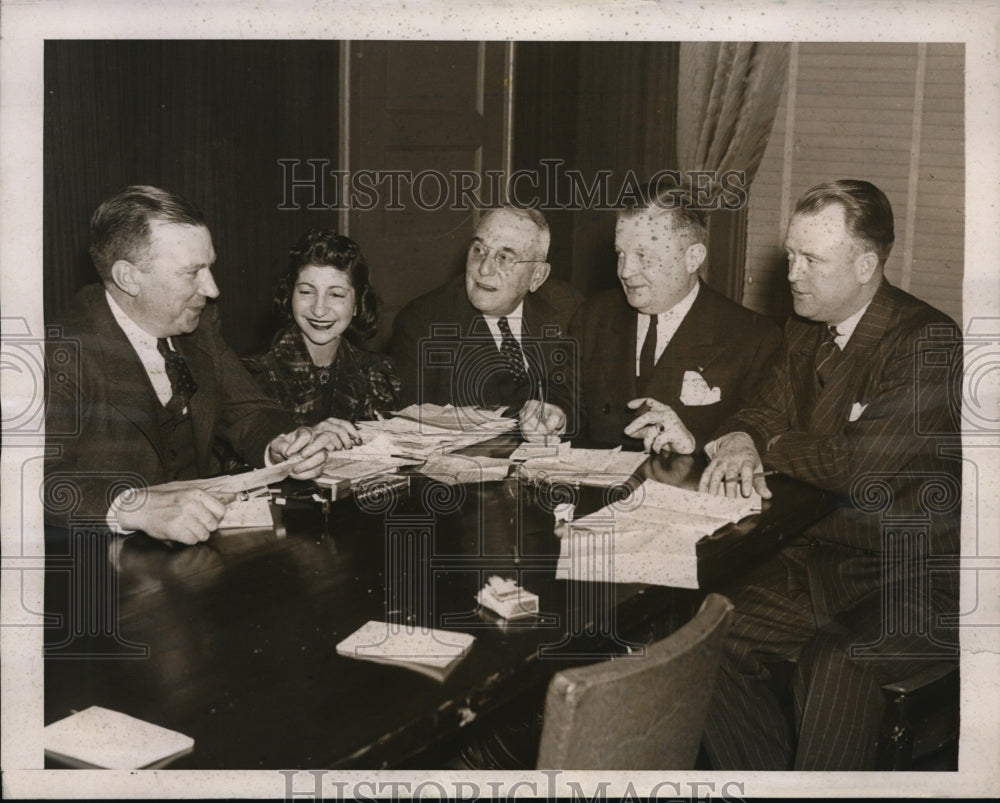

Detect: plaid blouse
[243, 326, 400, 427]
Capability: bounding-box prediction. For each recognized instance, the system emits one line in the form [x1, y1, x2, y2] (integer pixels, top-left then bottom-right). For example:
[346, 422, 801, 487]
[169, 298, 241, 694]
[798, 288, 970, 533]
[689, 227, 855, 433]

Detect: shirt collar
[647, 280, 700, 322]
[482, 299, 526, 324]
[105, 289, 166, 352]
[830, 300, 871, 349]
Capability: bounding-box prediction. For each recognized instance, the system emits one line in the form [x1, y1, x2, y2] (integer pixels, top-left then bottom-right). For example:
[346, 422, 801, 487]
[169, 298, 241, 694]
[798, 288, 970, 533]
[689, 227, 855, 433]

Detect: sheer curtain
[676, 42, 789, 301]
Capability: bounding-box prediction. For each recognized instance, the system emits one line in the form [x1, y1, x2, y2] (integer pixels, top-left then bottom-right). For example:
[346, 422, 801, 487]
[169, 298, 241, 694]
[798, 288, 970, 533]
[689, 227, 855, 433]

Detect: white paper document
[44, 706, 194, 769]
[419, 454, 512, 485]
[355, 405, 516, 460]
[336, 621, 475, 681]
[154, 462, 294, 495]
[391, 403, 515, 433]
[512, 443, 648, 487]
[556, 479, 762, 588]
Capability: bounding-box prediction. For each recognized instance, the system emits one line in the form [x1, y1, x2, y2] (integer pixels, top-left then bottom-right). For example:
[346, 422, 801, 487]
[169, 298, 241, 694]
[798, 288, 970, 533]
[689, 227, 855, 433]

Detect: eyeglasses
[468, 240, 542, 274]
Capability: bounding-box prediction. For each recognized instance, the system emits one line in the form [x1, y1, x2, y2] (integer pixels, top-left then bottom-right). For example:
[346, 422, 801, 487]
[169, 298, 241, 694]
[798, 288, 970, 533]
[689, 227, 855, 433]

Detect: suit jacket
[569, 281, 781, 448]
[389, 275, 581, 428]
[717, 280, 962, 620]
[44, 284, 294, 528]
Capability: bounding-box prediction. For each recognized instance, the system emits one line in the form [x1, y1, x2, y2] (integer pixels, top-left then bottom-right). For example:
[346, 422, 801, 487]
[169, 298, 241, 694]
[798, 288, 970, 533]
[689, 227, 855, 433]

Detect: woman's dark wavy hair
[274, 229, 379, 342]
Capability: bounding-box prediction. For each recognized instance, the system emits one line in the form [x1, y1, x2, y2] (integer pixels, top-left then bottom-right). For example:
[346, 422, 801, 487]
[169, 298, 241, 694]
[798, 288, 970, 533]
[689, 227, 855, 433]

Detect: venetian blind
[743, 42, 964, 325]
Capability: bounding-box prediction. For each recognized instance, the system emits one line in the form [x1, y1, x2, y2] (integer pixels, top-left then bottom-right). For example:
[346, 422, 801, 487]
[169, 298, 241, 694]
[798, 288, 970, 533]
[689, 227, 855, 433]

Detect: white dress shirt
[830, 301, 871, 350]
[105, 290, 175, 406]
[482, 301, 529, 369]
[634, 281, 700, 376]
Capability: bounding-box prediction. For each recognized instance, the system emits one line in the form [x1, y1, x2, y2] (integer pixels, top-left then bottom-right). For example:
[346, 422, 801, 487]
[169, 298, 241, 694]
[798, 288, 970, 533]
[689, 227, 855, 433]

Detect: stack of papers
[143, 465, 291, 532]
[154, 463, 294, 495]
[336, 620, 475, 682]
[511, 442, 648, 488]
[392, 403, 515, 433]
[420, 454, 512, 485]
[44, 706, 194, 769]
[557, 480, 762, 589]
[316, 439, 420, 489]
[354, 405, 517, 460]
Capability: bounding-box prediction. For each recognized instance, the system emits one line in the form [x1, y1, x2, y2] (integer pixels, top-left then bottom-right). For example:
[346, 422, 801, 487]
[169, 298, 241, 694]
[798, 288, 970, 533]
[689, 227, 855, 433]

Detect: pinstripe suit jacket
[44, 284, 294, 528]
[716, 280, 962, 621]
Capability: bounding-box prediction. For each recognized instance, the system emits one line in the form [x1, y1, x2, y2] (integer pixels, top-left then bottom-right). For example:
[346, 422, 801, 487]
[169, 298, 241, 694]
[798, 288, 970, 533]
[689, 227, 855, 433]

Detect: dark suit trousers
[703, 543, 958, 770]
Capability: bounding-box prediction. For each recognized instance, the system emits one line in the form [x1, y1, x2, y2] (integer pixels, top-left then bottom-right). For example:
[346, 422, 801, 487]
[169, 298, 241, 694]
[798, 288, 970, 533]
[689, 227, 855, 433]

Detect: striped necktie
[497, 316, 527, 382]
[157, 337, 198, 415]
[815, 324, 842, 387]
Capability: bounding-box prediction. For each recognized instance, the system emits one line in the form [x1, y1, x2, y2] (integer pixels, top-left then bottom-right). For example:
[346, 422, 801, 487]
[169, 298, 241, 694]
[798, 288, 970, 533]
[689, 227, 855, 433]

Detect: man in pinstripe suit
[698, 180, 962, 770]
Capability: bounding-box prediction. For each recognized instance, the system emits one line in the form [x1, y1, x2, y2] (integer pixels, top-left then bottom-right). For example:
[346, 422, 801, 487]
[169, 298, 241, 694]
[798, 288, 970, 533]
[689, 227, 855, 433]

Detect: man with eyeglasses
[390, 206, 580, 441]
[568, 185, 781, 453]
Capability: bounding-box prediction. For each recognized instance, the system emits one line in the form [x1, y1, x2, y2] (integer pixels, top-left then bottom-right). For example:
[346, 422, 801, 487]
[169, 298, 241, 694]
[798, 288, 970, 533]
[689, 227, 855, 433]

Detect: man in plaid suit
[698, 180, 962, 770]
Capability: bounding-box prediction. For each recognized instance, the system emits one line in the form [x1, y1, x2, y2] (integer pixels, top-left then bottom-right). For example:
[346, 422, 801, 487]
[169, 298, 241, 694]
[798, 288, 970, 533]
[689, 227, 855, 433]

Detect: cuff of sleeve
[106, 490, 137, 535]
[705, 431, 756, 459]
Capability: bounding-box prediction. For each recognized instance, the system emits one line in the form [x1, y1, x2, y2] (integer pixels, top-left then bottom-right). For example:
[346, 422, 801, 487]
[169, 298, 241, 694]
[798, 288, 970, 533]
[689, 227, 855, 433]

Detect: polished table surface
[44, 449, 832, 769]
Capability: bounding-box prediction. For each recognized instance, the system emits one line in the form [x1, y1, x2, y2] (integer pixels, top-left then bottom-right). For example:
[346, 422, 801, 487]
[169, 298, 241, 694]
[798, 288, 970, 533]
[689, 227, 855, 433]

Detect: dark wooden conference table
[44, 443, 832, 769]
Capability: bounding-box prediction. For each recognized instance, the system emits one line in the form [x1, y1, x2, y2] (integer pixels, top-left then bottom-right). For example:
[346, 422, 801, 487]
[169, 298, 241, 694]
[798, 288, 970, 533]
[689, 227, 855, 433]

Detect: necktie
[815, 325, 842, 387]
[639, 313, 658, 377]
[497, 316, 527, 382]
[157, 337, 198, 415]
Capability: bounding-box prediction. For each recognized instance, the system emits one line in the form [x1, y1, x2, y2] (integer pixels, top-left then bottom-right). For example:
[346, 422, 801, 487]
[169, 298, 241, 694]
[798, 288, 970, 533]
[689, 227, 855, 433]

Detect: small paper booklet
[43, 706, 194, 769]
[336, 620, 475, 682]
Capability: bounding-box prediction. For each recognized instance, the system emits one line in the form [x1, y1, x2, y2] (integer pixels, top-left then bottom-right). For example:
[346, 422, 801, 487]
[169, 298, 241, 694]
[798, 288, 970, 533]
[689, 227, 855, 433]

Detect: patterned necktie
[497, 316, 527, 382]
[157, 337, 198, 415]
[639, 313, 658, 377]
[815, 324, 842, 387]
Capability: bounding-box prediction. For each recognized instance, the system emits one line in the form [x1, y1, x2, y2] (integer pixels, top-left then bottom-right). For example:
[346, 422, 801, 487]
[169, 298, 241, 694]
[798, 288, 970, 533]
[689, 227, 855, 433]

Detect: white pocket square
[680, 370, 722, 406]
[848, 402, 869, 422]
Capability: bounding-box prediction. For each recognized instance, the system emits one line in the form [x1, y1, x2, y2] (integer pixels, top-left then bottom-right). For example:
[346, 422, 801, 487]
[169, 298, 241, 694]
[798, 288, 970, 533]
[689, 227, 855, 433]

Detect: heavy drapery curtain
[676, 42, 789, 302]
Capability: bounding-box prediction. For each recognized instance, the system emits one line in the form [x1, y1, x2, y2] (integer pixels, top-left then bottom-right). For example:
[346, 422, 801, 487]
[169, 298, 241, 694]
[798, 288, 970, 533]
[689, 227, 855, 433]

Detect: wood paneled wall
[513, 42, 680, 296]
[44, 41, 341, 356]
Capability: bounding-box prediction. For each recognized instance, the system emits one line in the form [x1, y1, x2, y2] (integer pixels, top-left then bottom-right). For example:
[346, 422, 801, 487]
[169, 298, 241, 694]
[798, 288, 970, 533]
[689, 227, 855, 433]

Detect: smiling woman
[242, 229, 400, 446]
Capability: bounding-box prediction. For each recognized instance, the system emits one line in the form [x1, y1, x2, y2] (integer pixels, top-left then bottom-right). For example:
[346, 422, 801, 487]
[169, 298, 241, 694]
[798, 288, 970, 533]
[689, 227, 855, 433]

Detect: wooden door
[347, 41, 510, 347]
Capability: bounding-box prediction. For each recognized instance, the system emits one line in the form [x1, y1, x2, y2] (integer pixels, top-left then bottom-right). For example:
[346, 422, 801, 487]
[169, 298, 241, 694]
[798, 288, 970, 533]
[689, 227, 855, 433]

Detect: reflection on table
[44, 448, 831, 769]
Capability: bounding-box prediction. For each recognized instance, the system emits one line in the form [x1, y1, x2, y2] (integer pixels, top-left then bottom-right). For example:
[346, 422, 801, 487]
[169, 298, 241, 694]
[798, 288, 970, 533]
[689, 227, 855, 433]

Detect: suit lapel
[91, 296, 167, 464]
[804, 282, 896, 434]
[790, 331, 818, 428]
[645, 284, 718, 399]
[177, 332, 216, 474]
[619, 305, 640, 400]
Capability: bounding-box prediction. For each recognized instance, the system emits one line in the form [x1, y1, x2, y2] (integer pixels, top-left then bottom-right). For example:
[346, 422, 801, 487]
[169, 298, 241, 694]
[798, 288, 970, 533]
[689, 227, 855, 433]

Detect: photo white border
[2, 0, 998, 798]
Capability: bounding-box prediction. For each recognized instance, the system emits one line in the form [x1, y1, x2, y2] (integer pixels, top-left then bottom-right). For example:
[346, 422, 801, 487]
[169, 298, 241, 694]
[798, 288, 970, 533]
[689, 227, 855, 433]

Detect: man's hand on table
[115, 487, 235, 545]
[267, 425, 343, 479]
[312, 417, 363, 450]
[519, 400, 567, 444]
[699, 432, 772, 499]
[624, 397, 696, 456]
